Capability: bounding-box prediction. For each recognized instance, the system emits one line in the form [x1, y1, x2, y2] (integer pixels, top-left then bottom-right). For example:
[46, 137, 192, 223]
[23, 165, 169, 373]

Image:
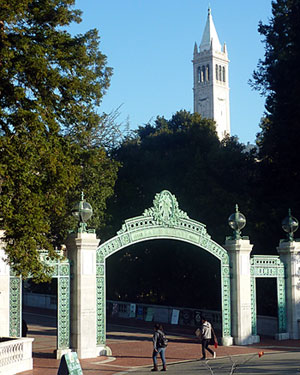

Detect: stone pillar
[0, 230, 10, 337]
[224, 239, 258, 345]
[277, 240, 300, 339]
[66, 231, 106, 359]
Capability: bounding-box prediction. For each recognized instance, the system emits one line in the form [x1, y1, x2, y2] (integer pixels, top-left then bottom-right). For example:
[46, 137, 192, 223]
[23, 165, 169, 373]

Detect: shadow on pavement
[28, 329, 56, 337]
[33, 351, 56, 359]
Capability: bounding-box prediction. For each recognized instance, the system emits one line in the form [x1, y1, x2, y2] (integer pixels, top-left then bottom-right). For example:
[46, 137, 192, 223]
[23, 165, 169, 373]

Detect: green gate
[96, 190, 232, 345]
[250, 255, 287, 335]
[9, 249, 71, 352]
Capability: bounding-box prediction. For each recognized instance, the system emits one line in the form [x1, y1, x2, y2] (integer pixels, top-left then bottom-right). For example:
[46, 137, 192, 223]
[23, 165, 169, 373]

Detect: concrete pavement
[128, 351, 300, 374]
[19, 311, 300, 375]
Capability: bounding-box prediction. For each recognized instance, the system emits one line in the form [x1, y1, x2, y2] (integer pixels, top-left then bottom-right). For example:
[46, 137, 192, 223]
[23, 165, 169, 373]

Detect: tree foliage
[251, 0, 300, 219]
[249, 0, 300, 252]
[0, 0, 118, 280]
[106, 111, 257, 242]
[105, 111, 258, 307]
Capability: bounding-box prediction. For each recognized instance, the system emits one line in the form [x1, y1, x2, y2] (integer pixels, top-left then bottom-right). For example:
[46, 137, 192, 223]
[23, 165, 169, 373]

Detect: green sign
[57, 352, 83, 375]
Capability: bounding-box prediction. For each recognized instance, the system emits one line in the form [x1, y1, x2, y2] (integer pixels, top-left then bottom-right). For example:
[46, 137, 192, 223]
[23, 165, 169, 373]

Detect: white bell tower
[193, 8, 230, 139]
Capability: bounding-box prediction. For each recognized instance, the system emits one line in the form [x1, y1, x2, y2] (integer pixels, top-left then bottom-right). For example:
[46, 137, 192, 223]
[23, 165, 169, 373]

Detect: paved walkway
[127, 351, 300, 375]
[19, 312, 300, 375]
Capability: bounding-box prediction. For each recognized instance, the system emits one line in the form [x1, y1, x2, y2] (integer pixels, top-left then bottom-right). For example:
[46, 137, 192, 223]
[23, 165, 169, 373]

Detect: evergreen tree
[105, 111, 257, 306]
[0, 0, 118, 280]
[106, 111, 256, 243]
[251, 0, 300, 248]
[251, 0, 300, 229]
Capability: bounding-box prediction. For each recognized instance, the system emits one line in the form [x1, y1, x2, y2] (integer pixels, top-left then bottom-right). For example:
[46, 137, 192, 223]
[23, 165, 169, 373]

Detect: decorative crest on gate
[142, 190, 188, 226]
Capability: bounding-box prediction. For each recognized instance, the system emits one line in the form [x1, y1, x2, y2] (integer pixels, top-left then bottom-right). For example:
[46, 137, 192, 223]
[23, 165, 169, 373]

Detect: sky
[69, 0, 273, 144]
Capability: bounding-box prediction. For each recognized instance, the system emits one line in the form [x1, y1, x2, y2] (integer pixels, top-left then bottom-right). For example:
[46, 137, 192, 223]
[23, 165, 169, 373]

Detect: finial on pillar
[228, 204, 246, 240]
[282, 208, 299, 242]
[71, 192, 94, 233]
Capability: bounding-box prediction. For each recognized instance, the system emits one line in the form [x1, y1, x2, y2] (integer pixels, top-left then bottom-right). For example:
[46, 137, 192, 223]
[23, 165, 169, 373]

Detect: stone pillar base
[76, 347, 100, 359]
[251, 335, 260, 344]
[275, 332, 289, 340]
[55, 348, 71, 360]
[70, 346, 112, 359]
[234, 335, 259, 345]
[97, 345, 112, 356]
[288, 332, 299, 339]
[221, 336, 233, 346]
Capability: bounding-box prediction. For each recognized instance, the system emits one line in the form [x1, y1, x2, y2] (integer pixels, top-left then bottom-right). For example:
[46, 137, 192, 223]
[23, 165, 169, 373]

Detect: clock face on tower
[198, 97, 208, 118]
[217, 97, 226, 119]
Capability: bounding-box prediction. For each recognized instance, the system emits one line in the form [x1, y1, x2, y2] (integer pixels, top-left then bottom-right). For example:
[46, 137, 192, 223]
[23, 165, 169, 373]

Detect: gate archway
[96, 190, 232, 345]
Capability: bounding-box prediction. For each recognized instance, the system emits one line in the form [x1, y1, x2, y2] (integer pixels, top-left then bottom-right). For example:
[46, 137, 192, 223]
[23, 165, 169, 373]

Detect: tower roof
[200, 8, 222, 52]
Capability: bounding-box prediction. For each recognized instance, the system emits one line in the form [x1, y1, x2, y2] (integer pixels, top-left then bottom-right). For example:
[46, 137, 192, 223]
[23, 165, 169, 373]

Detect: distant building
[193, 8, 230, 140]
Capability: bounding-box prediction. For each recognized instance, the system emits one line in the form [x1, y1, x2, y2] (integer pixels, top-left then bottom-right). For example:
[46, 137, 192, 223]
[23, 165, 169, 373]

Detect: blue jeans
[153, 347, 166, 366]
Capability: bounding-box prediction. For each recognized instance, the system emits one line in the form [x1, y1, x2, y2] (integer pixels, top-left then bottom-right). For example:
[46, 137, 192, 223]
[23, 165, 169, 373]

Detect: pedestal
[224, 239, 256, 345]
[275, 332, 289, 340]
[221, 336, 233, 346]
[67, 232, 100, 359]
[277, 240, 300, 339]
[55, 348, 71, 360]
[97, 345, 112, 356]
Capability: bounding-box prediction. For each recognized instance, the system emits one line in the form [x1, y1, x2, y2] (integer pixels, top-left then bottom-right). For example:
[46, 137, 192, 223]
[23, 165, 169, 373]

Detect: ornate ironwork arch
[96, 190, 231, 345]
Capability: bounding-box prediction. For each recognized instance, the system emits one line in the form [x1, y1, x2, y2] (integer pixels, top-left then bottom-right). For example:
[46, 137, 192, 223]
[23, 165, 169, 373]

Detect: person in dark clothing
[199, 317, 216, 360]
[151, 323, 167, 371]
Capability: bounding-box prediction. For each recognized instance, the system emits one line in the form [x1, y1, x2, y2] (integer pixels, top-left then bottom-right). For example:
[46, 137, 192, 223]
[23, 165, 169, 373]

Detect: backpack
[158, 331, 168, 348]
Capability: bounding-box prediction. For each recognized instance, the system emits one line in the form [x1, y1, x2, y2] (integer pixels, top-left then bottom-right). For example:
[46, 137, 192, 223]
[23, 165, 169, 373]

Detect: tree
[0, 0, 118, 280]
[104, 111, 258, 306]
[105, 111, 220, 238]
[106, 111, 257, 242]
[251, 0, 300, 236]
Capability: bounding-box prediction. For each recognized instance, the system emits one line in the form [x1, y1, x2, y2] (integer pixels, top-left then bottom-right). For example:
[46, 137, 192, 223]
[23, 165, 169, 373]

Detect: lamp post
[71, 192, 93, 233]
[282, 208, 298, 242]
[228, 204, 246, 240]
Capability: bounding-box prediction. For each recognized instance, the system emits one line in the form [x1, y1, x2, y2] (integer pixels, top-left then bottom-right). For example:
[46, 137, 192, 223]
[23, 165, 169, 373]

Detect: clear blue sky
[70, 0, 272, 144]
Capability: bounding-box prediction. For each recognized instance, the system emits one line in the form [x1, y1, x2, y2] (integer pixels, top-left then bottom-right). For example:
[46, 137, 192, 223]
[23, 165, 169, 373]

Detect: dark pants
[201, 339, 214, 358]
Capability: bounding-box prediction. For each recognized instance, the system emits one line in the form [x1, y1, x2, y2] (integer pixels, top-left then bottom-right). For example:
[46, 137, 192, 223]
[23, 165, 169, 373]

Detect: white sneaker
[213, 352, 216, 359]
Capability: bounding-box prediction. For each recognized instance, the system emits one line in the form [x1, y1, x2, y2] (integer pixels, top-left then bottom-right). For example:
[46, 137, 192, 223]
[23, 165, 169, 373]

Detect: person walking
[151, 323, 168, 371]
[199, 316, 216, 360]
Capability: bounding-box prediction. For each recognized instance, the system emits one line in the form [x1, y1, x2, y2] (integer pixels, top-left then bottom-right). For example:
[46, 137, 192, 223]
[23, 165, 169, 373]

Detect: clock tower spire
[193, 8, 230, 139]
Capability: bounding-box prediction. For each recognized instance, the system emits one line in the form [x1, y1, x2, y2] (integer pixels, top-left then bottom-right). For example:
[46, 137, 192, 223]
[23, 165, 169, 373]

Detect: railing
[0, 337, 34, 375]
[23, 292, 57, 310]
[107, 300, 223, 330]
[107, 301, 278, 336]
